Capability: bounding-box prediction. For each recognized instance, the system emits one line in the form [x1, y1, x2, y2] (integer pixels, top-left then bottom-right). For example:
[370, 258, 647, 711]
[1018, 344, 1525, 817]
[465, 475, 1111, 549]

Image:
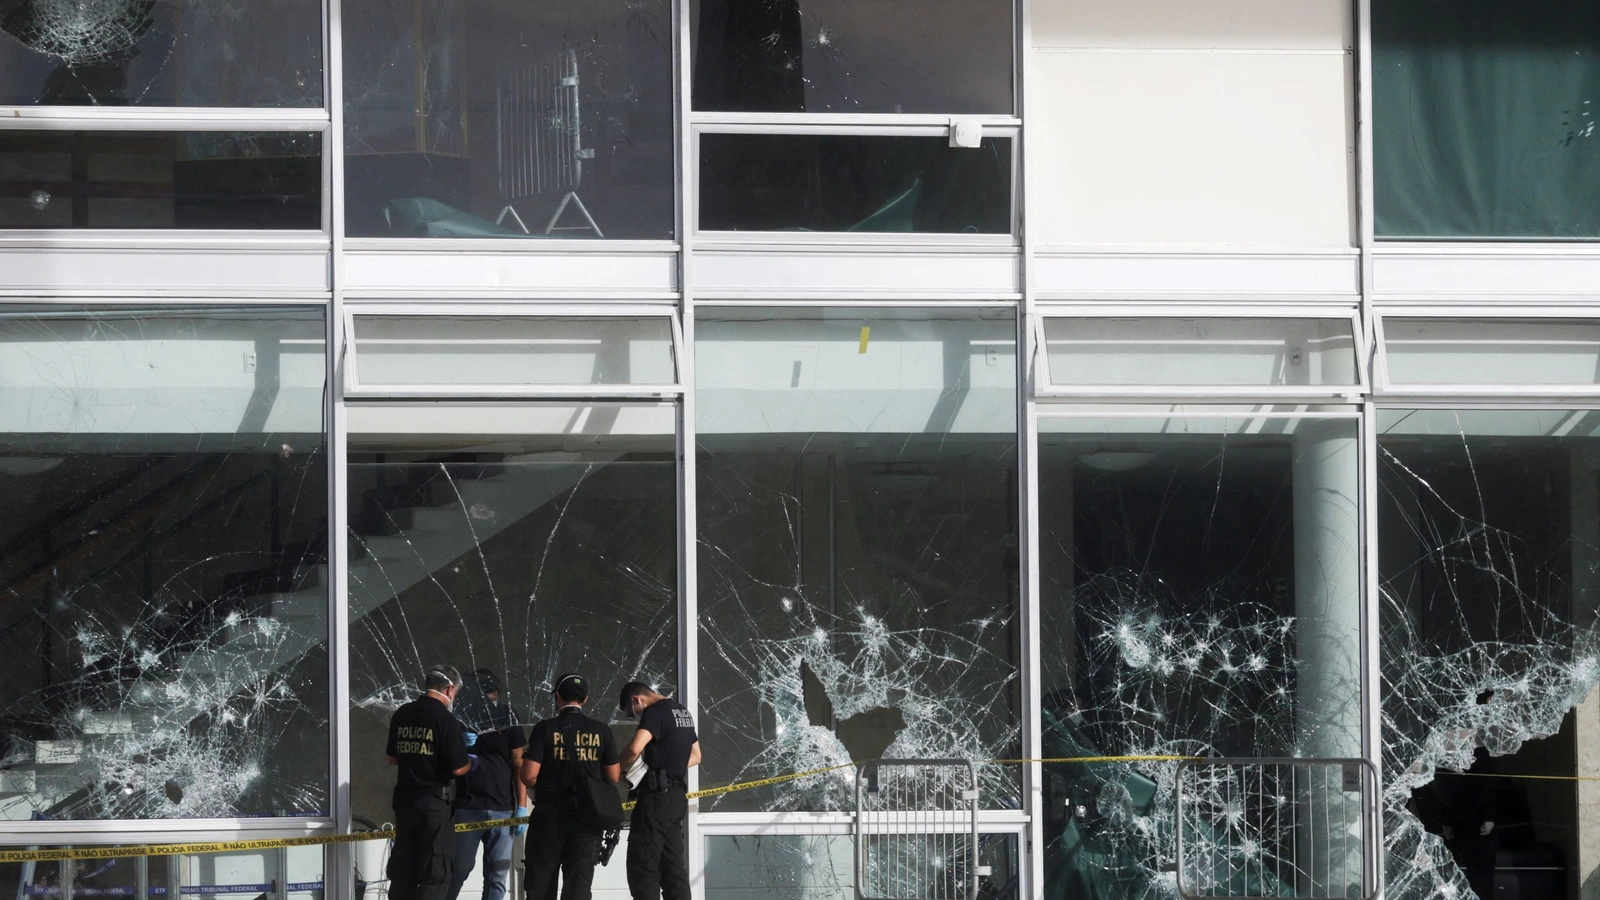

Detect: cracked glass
[690, 0, 1013, 113]
[1038, 410, 1363, 899]
[698, 134, 1012, 235]
[0, 0, 322, 107]
[346, 402, 677, 827]
[0, 131, 322, 230]
[695, 307, 1020, 813]
[1379, 408, 1600, 900]
[0, 306, 329, 820]
[342, 0, 674, 240]
[703, 833, 1020, 900]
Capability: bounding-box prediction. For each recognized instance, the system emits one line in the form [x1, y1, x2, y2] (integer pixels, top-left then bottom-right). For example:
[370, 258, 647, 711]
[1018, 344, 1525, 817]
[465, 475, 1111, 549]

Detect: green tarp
[1373, 0, 1600, 238]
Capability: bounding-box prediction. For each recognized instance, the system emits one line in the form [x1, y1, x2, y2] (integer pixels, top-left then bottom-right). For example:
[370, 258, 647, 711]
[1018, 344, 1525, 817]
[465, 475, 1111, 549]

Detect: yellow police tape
[0, 754, 1200, 863]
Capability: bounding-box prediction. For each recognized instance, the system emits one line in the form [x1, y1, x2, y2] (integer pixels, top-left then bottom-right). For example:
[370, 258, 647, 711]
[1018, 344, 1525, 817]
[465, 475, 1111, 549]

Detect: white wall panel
[1030, 51, 1354, 247]
[694, 248, 1020, 298]
[0, 247, 329, 296]
[1033, 0, 1349, 50]
[1034, 249, 1359, 298]
[1372, 248, 1600, 304]
[343, 246, 679, 298]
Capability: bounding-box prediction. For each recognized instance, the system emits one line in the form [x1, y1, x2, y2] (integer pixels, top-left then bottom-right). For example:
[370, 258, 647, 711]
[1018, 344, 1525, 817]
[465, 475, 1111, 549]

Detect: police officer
[445, 669, 528, 900]
[617, 682, 700, 900]
[521, 674, 620, 900]
[386, 665, 474, 900]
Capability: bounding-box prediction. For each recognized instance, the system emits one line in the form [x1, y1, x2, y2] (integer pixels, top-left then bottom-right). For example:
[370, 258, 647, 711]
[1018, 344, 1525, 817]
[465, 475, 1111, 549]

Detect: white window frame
[1374, 307, 1600, 399]
[342, 302, 683, 399]
[1032, 304, 1368, 403]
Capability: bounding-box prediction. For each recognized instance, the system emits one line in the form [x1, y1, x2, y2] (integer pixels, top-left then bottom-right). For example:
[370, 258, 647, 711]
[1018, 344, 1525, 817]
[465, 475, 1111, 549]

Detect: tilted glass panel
[1383, 317, 1600, 387]
[1377, 409, 1600, 899]
[0, 846, 324, 897]
[1374, 0, 1600, 238]
[351, 315, 677, 389]
[1038, 414, 1362, 898]
[696, 307, 1020, 812]
[0, 307, 329, 820]
[1042, 316, 1359, 388]
[342, 0, 673, 240]
[346, 403, 676, 828]
[690, 0, 1013, 114]
[0, 132, 321, 230]
[0, 0, 323, 107]
[703, 833, 1020, 900]
[698, 134, 1012, 235]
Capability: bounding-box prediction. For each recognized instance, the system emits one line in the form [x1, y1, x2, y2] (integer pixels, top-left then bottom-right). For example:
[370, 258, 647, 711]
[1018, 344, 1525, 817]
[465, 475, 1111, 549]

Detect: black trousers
[626, 790, 688, 900]
[524, 810, 603, 900]
[389, 794, 456, 900]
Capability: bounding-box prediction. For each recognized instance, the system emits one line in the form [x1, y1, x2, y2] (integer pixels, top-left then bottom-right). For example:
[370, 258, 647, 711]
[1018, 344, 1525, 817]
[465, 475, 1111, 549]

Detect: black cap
[553, 673, 588, 703]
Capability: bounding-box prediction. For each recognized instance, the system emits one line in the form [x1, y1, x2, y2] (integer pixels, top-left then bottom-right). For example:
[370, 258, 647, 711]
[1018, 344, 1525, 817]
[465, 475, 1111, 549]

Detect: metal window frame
[690, 123, 1023, 244]
[1033, 304, 1368, 402]
[1374, 307, 1600, 398]
[341, 302, 684, 399]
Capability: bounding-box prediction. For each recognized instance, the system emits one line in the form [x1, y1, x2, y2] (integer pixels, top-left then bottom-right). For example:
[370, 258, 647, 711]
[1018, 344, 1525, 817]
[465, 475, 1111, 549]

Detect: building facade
[0, 0, 1595, 898]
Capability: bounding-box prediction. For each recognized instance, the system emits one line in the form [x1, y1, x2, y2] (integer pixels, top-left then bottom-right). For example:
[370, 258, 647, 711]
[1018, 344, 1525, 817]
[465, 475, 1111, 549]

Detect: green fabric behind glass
[1374, 0, 1600, 238]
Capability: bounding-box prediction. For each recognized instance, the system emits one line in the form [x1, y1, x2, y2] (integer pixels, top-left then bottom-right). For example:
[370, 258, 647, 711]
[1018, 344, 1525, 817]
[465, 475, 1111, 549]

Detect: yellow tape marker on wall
[858, 326, 870, 354]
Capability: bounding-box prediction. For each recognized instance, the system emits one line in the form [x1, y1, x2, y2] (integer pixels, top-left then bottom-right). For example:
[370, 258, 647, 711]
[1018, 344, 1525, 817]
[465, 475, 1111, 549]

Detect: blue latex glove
[463, 731, 478, 747]
[466, 753, 479, 772]
[512, 806, 529, 838]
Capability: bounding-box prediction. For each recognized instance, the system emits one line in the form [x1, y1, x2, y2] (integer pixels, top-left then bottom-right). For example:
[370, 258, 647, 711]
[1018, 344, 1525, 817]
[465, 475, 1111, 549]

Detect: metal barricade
[1175, 757, 1380, 900]
[854, 759, 988, 900]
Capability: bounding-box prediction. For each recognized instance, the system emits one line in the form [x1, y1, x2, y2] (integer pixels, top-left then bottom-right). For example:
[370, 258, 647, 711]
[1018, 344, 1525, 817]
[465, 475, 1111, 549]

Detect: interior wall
[1029, 0, 1356, 247]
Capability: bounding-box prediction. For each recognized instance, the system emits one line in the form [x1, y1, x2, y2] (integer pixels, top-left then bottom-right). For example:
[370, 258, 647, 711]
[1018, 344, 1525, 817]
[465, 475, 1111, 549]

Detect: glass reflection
[696, 308, 1019, 812]
[0, 306, 329, 820]
[0, 131, 321, 230]
[345, 403, 677, 827]
[342, 0, 674, 240]
[0, 0, 322, 107]
[691, 0, 1013, 114]
[699, 134, 1012, 234]
[1039, 413, 1362, 899]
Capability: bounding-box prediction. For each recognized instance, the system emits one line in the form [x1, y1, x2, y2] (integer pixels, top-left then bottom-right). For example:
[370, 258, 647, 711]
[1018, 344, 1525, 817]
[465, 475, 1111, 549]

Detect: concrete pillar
[1292, 419, 1363, 895]
[1571, 452, 1600, 900]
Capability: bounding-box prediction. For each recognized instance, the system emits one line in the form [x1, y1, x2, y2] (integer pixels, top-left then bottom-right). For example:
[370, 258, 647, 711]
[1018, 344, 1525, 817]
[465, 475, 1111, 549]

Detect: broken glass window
[0, 306, 329, 820]
[0, 131, 321, 230]
[0, 845, 323, 898]
[345, 403, 677, 827]
[698, 134, 1013, 235]
[1379, 409, 1600, 900]
[695, 307, 1020, 812]
[0, 0, 322, 107]
[1038, 411, 1362, 899]
[342, 0, 673, 240]
[703, 833, 1020, 900]
[690, 0, 1013, 113]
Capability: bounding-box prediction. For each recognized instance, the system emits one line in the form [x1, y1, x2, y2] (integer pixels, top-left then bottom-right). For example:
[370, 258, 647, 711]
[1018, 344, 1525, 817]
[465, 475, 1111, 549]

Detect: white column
[1292, 419, 1363, 895]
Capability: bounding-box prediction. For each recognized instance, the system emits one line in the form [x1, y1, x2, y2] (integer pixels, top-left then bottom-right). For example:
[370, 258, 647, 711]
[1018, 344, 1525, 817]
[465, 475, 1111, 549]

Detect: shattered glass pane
[0, 306, 329, 820]
[1038, 412, 1362, 899]
[0, 131, 322, 230]
[703, 833, 1020, 900]
[698, 135, 1013, 235]
[690, 0, 1013, 113]
[0, 0, 322, 106]
[0, 845, 323, 897]
[345, 403, 676, 827]
[1379, 409, 1600, 900]
[342, 0, 674, 239]
[696, 308, 1020, 812]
